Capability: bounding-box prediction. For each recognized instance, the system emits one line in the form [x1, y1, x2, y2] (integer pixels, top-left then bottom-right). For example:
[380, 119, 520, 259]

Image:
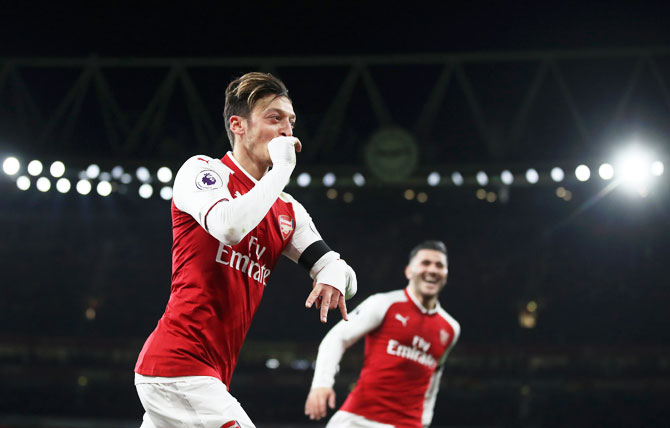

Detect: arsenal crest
[440, 329, 450, 346]
[278, 215, 295, 240]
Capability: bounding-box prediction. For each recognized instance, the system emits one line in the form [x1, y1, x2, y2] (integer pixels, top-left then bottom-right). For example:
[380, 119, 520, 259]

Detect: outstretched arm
[304, 295, 385, 420]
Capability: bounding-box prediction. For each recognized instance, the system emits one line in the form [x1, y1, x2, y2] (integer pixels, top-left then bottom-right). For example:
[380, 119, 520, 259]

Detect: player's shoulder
[367, 289, 408, 310]
[278, 190, 298, 204]
[436, 306, 461, 333]
[179, 154, 222, 169]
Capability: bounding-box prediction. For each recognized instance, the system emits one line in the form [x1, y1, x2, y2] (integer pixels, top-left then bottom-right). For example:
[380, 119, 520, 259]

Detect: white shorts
[135, 373, 255, 428]
[326, 410, 395, 428]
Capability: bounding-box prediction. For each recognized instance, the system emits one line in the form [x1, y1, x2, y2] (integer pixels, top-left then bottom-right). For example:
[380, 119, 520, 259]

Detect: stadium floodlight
[121, 173, 132, 184]
[139, 183, 153, 199]
[50, 161, 65, 178]
[575, 165, 591, 182]
[86, 164, 100, 179]
[3, 156, 20, 175]
[111, 165, 124, 179]
[651, 160, 664, 177]
[525, 168, 539, 184]
[322, 172, 336, 187]
[265, 358, 280, 369]
[353, 172, 366, 187]
[36, 177, 51, 192]
[136, 166, 151, 183]
[56, 178, 71, 193]
[476, 171, 488, 186]
[16, 176, 30, 190]
[27, 160, 43, 176]
[614, 145, 656, 192]
[100, 172, 112, 182]
[598, 163, 614, 180]
[157, 166, 173, 183]
[427, 172, 440, 186]
[550, 167, 565, 182]
[500, 170, 514, 185]
[296, 172, 311, 187]
[76, 179, 92, 195]
[160, 186, 173, 200]
[97, 181, 112, 197]
[451, 171, 464, 186]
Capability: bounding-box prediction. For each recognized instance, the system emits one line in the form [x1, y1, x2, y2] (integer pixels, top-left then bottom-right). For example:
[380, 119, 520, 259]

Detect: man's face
[237, 95, 295, 166]
[405, 249, 448, 299]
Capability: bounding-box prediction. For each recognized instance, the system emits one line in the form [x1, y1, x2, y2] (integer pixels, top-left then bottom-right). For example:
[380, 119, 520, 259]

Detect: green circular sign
[364, 127, 419, 182]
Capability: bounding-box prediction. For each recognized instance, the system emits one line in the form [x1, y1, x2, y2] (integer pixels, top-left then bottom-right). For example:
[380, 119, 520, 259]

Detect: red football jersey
[135, 153, 320, 387]
[314, 288, 460, 427]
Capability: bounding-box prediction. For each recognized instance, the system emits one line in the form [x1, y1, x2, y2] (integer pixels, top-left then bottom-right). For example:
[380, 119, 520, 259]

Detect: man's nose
[279, 119, 293, 137]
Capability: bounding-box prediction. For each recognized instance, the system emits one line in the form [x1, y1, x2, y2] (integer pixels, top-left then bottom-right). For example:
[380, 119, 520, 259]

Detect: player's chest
[225, 179, 296, 262]
[377, 309, 451, 357]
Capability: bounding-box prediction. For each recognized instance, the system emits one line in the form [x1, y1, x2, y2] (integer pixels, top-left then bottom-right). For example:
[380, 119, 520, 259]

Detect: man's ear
[229, 115, 246, 137]
[404, 265, 411, 280]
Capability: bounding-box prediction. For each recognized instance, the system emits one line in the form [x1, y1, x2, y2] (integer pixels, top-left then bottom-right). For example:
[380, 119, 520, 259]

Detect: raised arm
[173, 136, 299, 245]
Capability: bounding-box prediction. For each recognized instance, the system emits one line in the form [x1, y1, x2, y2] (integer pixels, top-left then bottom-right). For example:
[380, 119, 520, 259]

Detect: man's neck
[231, 147, 267, 181]
[408, 285, 438, 310]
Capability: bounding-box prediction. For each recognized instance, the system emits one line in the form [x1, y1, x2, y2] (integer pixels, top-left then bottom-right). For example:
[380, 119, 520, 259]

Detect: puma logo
[395, 313, 409, 327]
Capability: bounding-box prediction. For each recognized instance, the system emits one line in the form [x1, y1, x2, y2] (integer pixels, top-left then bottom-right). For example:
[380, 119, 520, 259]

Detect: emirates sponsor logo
[278, 215, 294, 240]
[215, 236, 271, 286]
[386, 335, 437, 369]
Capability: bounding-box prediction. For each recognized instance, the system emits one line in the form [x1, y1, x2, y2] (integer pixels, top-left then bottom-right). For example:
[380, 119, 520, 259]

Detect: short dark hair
[408, 240, 448, 263]
[223, 72, 291, 148]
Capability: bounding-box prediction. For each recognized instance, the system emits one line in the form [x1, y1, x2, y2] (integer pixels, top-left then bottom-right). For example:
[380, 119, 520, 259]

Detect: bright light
[427, 172, 440, 186]
[451, 172, 464, 186]
[500, 170, 514, 185]
[76, 179, 92, 195]
[36, 177, 51, 192]
[111, 166, 124, 179]
[160, 186, 173, 200]
[476, 171, 488, 186]
[86, 164, 100, 179]
[598, 163, 614, 180]
[353, 173, 366, 187]
[296, 172, 311, 187]
[56, 178, 71, 193]
[265, 358, 280, 369]
[526, 168, 539, 184]
[651, 160, 664, 176]
[323, 172, 336, 187]
[3, 157, 20, 175]
[16, 176, 30, 190]
[157, 166, 173, 183]
[100, 172, 111, 182]
[27, 160, 43, 176]
[121, 173, 132, 184]
[575, 165, 591, 182]
[97, 181, 112, 197]
[614, 146, 654, 188]
[551, 167, 565, 182]
[139, 183, 153, 199]
[136, 166, 151, 183]
[50, 161, 65, 178]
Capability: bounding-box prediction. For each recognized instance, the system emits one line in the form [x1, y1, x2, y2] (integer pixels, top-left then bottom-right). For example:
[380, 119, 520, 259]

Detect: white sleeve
[281, 196, 323, 262]
[422, 319, 461, 427]
[173, 155, 293, 245]
[310, 294, 386, 389]
[281, 196, 357, 299]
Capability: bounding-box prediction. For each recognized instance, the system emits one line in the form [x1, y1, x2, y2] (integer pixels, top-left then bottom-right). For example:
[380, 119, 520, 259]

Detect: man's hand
[305, 283, 348, 323]
[267, 136, 302, 167]
[305, 387, 336, 420]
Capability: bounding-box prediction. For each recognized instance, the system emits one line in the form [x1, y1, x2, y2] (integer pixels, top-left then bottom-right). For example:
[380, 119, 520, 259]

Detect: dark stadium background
[1, 2, 669, 427]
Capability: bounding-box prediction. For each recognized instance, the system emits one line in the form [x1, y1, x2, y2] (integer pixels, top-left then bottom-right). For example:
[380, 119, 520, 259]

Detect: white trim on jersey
[173, 153, 294, 245]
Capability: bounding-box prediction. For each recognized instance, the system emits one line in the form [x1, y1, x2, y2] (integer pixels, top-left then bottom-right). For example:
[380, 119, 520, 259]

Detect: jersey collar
[222, 152, 259, 187]
[404, 286, 440, 315]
